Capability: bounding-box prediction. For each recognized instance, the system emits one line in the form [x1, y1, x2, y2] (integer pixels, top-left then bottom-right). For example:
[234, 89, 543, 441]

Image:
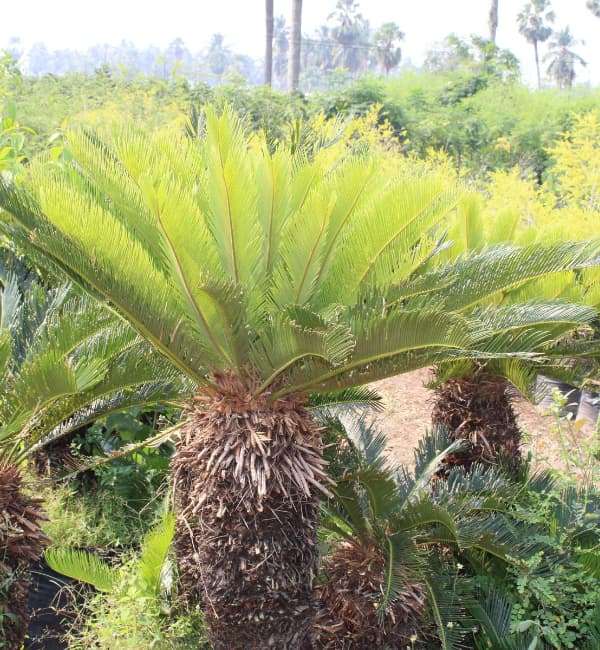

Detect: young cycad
[0, 252, 186, 649]
[1, 108, 598, 648]
[427, 198, 600, 473]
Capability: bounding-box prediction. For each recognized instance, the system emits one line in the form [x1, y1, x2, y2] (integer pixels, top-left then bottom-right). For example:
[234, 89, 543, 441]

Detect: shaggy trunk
[172, 374, 326, 649]
[265, 0, 274, 86]
[0, 464, 49, 649]
[314, 541, 425, 647]
[33, 434, 78, 478]
[431, 372, 522, 474]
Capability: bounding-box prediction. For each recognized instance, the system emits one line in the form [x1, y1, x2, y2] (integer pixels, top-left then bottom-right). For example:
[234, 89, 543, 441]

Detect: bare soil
[371, 369, 595, 472]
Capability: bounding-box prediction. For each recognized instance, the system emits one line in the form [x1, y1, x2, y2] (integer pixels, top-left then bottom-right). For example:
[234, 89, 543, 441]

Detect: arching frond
[138, 512, 176, 596]
[45, 548, 117, 593]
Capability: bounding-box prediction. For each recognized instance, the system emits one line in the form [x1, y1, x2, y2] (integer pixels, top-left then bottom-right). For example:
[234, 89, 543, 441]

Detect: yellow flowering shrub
[548, 111, 600, 211]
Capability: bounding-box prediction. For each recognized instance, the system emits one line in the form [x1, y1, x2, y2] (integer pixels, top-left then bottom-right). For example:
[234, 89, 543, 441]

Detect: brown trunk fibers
[314, 541, 425, 648]
[0, 464, 49, 649]
[431, 372, 522, 474]
[172, 373, 329, 649]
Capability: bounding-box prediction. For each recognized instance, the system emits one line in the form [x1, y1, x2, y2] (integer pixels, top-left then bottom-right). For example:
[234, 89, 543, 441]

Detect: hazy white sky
[2, 0, 599, 85]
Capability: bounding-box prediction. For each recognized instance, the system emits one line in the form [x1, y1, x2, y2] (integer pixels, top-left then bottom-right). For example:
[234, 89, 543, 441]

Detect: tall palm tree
[288, 0, 303, 92]
[545, 27, 587, 90]
[489, 0, 499, 43]
[517, 0, 555, 89]
[273, 15, 289, 84]
[1, 110, 598, 648]
[587, 0, 600, 18]
[265, 0, 274, 86]
[328, 0, 370, 74]
[373, 22, 404, 76]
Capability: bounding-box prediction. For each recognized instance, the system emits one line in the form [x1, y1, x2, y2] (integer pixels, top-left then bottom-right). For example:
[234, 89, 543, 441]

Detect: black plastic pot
[535, 375, 580, 418]
[25, 560, 73, 650]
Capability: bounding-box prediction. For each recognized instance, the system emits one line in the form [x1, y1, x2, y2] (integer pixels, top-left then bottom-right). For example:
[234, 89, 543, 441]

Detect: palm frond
[137, 512, 176, 596]
[45, 548, 117, 593]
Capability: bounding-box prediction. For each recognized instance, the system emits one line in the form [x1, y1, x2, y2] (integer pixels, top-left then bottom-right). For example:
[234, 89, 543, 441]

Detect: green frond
[203, 106, 262, 287]
[320, 176, 458, 303]
[412, 427, 464, 488]
[341, 416, 389, 470]
[55, 422, 183, 481]
[378, 531, 423, 620]
[282, 309, 471, 395]
[471, 300, 597, 338]
[137, 512, 176, 597]
[309, 386, 384, 418]
[423, 571, 471, 650]
[423, 241, 600, 312]
[45, 548, 117, 593]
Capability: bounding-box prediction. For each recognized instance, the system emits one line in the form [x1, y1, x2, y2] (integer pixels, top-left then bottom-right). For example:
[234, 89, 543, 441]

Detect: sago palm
[428, 199, 600, 473]
[0, 252, 187, 649]
[315, 420, 539, 648]
[1, 108, 599, 648]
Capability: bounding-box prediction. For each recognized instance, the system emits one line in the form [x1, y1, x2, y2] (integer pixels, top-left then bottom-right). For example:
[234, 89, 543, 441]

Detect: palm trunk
[288, 0, 303, 92]
[489, 0, 499, 43]
[534, 40, 541, 89]
[314, 542, 425, 647]
[431, 371, 522, 474]
[0, 464, 49, 649]
[265, 0, 274, 86]
[172, 374, 324, 649]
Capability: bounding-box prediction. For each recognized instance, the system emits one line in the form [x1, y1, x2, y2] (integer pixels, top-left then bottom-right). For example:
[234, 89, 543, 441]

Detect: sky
[2, 0, 599, 85]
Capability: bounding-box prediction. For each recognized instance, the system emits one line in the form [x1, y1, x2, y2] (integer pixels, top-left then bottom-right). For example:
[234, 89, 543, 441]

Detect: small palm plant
[45, 512, 176, 598]
[1, 108, 599, 647]
[0, 251, 188, 648]
[315, 419, 538, 648]
[427, 199, 600, 473]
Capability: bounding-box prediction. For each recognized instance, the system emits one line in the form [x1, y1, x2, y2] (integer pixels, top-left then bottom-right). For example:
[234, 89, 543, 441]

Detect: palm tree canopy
[587, 0, 600, 19]
[544, 27, 587, 88]
[431, 198, 600, 393]
[1, 109, 599, 400]
[517, 0, 555, 44]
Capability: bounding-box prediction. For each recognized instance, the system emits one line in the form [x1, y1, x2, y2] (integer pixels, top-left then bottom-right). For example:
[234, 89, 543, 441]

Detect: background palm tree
[288, 0, 303, 92]
[489, 0, 499, 43]
[315, 421, 544, 647]
[264, 0, 274, 86]
[587, 0, 600, 19]
[373, 22, 404, 76]
[545, 27, 587, 90]
[328, 0, 370, 74]
[517, 0, 555, 89]
[428, 201, 600, 474]
[0, 253, 186, 648]
[273, 15, 289, 85]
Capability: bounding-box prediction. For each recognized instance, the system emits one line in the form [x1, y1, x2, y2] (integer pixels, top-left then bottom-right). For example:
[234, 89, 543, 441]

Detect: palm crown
[431, 200, 600, 393]
[1, 108, 599, 400]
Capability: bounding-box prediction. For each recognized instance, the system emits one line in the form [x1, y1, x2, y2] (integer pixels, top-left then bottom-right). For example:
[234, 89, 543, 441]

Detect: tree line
[2, 0, 597, 90]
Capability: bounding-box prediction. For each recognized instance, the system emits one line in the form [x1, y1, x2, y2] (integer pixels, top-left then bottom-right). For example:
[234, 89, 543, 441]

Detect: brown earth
[371, 368, 595, 473]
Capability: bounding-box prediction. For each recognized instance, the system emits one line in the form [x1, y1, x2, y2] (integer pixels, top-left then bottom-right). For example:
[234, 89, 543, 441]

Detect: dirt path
[371, 369, 592, 471]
